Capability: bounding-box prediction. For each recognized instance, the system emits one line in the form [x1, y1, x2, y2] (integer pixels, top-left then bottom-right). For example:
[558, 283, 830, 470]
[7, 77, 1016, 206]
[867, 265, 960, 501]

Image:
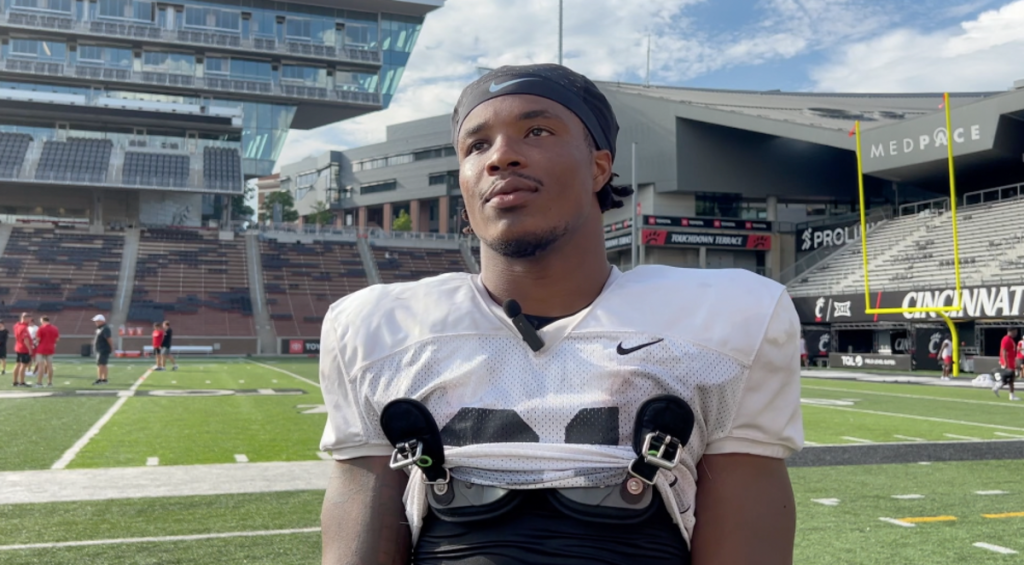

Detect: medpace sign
[792, 284, 1024, 323]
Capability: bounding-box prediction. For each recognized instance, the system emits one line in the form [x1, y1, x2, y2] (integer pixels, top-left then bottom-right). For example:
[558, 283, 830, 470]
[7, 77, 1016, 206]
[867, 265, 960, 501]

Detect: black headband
[451, 64, 619, 160]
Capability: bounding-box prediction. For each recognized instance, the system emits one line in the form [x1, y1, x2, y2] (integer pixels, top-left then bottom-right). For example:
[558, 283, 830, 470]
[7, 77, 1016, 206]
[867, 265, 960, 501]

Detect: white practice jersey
[320, 265, 803, 543]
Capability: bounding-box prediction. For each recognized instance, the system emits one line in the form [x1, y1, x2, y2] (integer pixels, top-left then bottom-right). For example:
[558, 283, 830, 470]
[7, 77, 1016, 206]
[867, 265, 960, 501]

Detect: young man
[0, 321, 8, 376]
[34, 317, 59, 387]
[12, 313, 33, 387]
[26, 319, 39, 377]
[92, 314, 113, 385]
[151, 322, 165, 370]
[939, 334, 953, 380]
[320, 65, 802, 565]
[994, 327, 1019, 400]
[161, 321, 177, 371]
[799, 333, 808, 368]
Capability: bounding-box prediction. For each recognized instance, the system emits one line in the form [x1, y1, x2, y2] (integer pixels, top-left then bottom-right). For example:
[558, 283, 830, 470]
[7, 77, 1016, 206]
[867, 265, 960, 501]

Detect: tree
[261, 190, 299, 223]
[392, 209, 412, 231]
[306, 200, 334, 228]
[231, 181, 256, 222]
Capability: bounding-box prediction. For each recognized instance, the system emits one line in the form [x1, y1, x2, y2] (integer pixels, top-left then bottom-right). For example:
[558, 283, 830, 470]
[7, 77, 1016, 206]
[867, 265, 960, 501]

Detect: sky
[275, 0, 1024, 170]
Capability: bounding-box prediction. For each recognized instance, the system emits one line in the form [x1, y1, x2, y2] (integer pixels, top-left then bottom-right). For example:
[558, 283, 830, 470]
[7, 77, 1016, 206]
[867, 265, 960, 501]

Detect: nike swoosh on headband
[489, 77, 539, 93]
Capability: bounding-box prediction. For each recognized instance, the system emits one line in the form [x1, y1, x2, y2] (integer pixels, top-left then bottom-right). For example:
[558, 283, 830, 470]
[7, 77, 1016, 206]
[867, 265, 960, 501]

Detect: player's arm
[321, 457, 411, 565]
[690, 453, 795, 565]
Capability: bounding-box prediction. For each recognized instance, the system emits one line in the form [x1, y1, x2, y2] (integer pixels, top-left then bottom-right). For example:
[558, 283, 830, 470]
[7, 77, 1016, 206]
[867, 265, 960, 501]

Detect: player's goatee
[485, 225, 569, 259]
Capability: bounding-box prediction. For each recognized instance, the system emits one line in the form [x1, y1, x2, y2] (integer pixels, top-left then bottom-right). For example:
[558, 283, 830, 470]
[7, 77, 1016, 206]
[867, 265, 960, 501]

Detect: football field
[1, 358, 1022, 564]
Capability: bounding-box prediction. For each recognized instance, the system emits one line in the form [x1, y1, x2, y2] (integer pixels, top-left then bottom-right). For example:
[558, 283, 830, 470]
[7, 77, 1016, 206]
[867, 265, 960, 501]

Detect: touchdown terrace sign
[792, 284, 1024, 323]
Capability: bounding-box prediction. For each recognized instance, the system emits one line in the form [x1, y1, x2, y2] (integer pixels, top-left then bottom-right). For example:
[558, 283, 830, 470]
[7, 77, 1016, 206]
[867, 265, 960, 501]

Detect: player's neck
[480, 227, 611, 318]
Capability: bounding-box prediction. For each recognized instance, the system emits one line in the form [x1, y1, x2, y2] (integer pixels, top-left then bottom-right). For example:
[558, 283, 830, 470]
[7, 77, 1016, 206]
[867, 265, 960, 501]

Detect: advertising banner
[797, 220, 879, 256]
[642, 229, 772, 250]
[828, 352, 913, 371]
[283, 339, 320, 355]
[791, 284, 1024, 323]
[642, 215, 772, 232]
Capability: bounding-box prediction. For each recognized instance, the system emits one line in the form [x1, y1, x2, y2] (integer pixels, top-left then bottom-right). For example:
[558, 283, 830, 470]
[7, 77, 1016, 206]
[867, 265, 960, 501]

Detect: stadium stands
[788, 197, 1024, 296]
[259, 238, 370, 337]
[128, 228, 253, 336]
[123, 152, 191, 188]
[372, 246, 471, 284]
[35, 138, 113, 183]
[203, 147, 242, 191]
[0, 226, 122, 334]
[0, 133, 32, 178]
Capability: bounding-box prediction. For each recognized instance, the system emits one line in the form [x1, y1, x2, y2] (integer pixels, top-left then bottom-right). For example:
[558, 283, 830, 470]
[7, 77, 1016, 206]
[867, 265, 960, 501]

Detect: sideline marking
[811, 498, 840, 506]
[841, 436, 874, 444]
[234, 454, 249, 463]
[892, 494, 924, 500]
[247, 360, 320, 388]
[899, 515, 956, 523]
[976, 490, 1008, 495]
[51, 369, 153, 470]
[802, 384, 1024, 409]
[801, 404, 1024, 432]
[894, 435, 926, 442]
[0, 527, 320, 551]
[943, 433, 981, 441]
[879, 517, 915, 528]
[146, 457, 159, 467]
[918, 462, 932, 465]
[982, 511, 1024, 519]
[994, 432, 1024, 439]
[973, 542, 1018, 555]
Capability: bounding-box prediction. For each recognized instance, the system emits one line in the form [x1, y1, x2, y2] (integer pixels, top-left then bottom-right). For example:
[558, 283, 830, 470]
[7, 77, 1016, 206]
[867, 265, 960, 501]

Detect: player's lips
[484, 178, 539, 208]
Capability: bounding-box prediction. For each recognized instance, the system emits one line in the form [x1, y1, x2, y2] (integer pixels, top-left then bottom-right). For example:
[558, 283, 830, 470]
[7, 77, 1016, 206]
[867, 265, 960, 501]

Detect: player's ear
[592, 149, 612, 194]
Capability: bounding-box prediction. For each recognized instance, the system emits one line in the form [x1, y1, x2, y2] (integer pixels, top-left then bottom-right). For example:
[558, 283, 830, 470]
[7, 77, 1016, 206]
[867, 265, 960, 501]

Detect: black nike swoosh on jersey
[616, 339, 664, 355]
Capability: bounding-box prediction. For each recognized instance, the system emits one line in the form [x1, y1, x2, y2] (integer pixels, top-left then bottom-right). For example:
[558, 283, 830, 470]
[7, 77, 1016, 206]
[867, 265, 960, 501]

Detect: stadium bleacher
[128, 228, 253, 337]
[203, 147, 242, 191]
[123, 152, 191, 188]
[0, 226, 122, 334]
[372, 246, 471, 284]
[788, 197, 1024, 296]
[35, 138, 113, 183]
[259, 238, 370, 337]
[0, 133, 32, 178]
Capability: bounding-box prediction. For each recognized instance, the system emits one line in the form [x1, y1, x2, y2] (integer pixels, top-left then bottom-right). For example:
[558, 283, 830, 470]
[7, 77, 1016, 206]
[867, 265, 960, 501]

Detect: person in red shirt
[12, 312, 34, 387]
[151, 323, 165, 371]
[995, 328, 1020, 400]
[34, 316, 59, 387]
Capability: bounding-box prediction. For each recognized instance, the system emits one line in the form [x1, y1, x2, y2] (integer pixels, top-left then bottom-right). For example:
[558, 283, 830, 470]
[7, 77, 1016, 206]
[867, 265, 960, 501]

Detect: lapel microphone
[503, 299, 545, 352]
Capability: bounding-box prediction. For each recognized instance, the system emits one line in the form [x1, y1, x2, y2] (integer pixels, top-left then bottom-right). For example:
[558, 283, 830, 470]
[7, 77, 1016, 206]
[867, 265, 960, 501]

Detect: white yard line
[247, 360, 320, 388]
[973, 542, 1018, 555]
[234, 454, 249, 463]
[943, 433, 981, 441]
[892, 494, 924, 499]
[0, 527, 320, 552]
[840, 436, 875, 444]
[802, 385, 1024, 409]
[802, 404, 1024, 432]
[145, 457, 159, 467]
[975, 490, 1008, 495]
[893, 435, 926, 442]
[811, 498, 840, 506]
[51, 369, 153, 470]
[994, 432, 1024, 439]
[879, 518, 915, 528]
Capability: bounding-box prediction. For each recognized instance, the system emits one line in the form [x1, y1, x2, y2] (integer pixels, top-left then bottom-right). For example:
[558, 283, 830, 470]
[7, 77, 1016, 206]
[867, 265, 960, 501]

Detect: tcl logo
[839, 355, 863, 367]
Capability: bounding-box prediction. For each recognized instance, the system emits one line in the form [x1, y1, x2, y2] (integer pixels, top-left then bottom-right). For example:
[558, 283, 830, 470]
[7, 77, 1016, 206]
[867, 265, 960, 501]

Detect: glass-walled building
[0, 0, 439, 177]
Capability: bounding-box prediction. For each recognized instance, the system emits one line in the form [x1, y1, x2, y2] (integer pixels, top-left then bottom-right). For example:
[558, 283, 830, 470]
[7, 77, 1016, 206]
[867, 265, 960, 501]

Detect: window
[12, 0, 72, 13]
[281, 65, 326, 86]
[205, 57, 228, 74]
[429, 171, 459, 189]
[295, 171, 318, 188]
[229, 58, 272, 81]
[413, 146, 455, 161]
[184, 6, 240, 31]
[78, 44, 132, 67]
[360, 180, 397, 195]
[98, 0, 151, 21]
[285, 17, 311, 41]
[695, 192, 742, 218]
[10, 39, 66, 61]
[386, 154, 413, 167]
[352, 157, 386, 172]
[143, 51, 195, 75]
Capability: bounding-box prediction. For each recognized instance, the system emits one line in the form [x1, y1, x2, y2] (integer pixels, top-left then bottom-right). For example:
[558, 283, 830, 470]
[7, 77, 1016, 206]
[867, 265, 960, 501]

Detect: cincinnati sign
[792, 284, 1024, 323]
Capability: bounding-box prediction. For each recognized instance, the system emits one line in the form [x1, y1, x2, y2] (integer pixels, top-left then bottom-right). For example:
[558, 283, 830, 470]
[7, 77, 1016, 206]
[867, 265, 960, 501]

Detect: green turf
[0, 491, 322, 564]
[70, 361, 326, 468]
[800, 378, 1024, 445]
[792, 460, 1024, 564]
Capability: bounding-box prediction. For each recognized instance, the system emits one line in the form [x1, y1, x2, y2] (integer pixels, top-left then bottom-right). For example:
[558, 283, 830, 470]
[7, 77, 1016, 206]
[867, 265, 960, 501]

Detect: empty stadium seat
[0, 133, 32, 178]
[123, 152, 190, 187]
[35, 138, 113, 183]
[372, 246, 472, 284]
[203, 147, 242, 191]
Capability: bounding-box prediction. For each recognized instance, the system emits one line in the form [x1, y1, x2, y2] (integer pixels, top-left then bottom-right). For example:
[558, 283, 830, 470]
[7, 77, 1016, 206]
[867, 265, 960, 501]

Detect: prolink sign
[800, 221, 879, 253]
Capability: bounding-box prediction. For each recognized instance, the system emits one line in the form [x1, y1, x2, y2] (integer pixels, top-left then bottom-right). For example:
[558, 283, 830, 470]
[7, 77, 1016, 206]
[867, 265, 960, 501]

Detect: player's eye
[527, 127, 550, 137]
[467, 141, 488, 154]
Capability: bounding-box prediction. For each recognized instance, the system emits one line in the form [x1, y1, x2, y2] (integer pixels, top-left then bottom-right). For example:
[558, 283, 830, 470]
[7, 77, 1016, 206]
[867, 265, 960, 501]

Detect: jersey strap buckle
[628, 395, 695, 485]
[379, 398, 449, 485]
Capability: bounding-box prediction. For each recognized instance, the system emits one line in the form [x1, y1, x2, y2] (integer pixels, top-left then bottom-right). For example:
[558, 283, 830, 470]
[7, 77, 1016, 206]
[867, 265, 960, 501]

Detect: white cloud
[276, 0, 902, 169]
[811, 0, 1024, 92]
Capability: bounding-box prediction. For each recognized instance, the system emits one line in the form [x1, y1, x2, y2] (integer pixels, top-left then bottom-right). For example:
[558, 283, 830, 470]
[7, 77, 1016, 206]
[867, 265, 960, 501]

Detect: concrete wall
[139, 192, 202, 226]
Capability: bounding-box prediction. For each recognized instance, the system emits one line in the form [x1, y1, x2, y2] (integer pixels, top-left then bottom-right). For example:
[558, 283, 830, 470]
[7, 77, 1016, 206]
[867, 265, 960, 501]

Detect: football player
[320, 64, 803, 565]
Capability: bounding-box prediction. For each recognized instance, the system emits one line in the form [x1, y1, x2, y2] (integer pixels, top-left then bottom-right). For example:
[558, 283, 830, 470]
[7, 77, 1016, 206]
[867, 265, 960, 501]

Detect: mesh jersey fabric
[320, 265, 804, 546]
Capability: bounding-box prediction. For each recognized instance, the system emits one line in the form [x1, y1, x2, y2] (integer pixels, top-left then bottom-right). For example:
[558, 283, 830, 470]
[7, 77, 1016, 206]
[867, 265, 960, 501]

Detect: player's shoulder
[323, 272, 499, 370]
[591, 266, 791, 365]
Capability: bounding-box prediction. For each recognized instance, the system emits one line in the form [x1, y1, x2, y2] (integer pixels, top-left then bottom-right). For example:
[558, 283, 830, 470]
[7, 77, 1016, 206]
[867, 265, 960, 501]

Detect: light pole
[631, 142, 637, 269]
[558, 0, 563, 65]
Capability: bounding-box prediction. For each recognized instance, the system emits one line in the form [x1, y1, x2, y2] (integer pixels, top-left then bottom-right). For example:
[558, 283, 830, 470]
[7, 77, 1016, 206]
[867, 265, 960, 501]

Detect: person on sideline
[93, 314, 113, 385]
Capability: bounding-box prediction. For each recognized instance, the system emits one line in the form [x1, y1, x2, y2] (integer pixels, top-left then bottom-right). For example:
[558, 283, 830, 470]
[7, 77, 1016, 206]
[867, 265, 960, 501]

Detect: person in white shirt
[27, 322, 39, 377]
[319, 64, 803, 565]
[939, 335, 953, 380]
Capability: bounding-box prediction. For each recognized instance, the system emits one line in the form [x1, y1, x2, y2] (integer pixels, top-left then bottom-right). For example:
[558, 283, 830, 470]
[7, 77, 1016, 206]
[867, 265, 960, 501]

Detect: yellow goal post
[853, 92, 964, 375]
